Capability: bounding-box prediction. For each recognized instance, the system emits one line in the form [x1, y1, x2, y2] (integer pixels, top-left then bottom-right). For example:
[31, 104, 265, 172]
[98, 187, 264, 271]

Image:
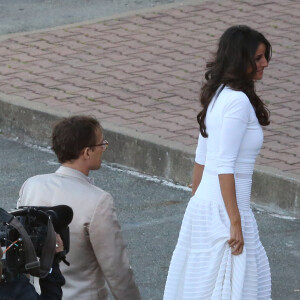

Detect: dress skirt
[163, 172, 272, 300]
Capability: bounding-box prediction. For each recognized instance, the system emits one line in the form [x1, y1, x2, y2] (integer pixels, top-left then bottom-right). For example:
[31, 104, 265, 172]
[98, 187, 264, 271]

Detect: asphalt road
[0, 135, 299, 299]
[0, 0, 186, 35]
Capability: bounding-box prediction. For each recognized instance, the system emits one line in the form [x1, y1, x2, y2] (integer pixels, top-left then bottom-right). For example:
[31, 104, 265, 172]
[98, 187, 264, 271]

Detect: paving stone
[64, 96, 91, 105]
[33, 97, 69, 107]
[84, 83, 117, 94]
[83, 103, 121, 113]
[168, 134, 196, 146]
[75, 89, 109, 100]
[119, 103, 153, 113]
[107, 89, 141, 100]
[126, 96, 159, 107]
[97, 96, 135, 107]
[11, 71, 45, 82]
[0, 65, 20, 75]
[263, 140, 292, 151]
[20, 46, 49, 57]
[170, 88, 199, 101]
[125, 122, 156, 133]
[135, 70, 165, 80]
[38, 53, 68, 62]
[269, 161, 300, 174]
[6, 53, 41, 63]
[115, 82, 151, 93]
[0, 84, 26, 94]
[100, 116, 138, 126]
[52, 30, 81, 39]
[159, 76, 188, 86]
[41, 89, 76, 100]
[114, 64, 145, 74]
[29, 40, 57, 50]
[10, 36, 39, 44]
[13, 91, 47, 100]
[54, 84, 89, 93]
[144, 64, 174, 74]
[278, 146, 300, 157]
[2, 41, 25, 50]
[25, 84, 55, 94]
[91, 77, 123, 87]
[0, 78, 31, 88]
[33, 34, 65, 44]
[31, 59, 58, 68]
[0, 46, 17, 56]
[86, 110, 116, 120]
[162, 96, 193, 107]
[137, 89, 172, 100]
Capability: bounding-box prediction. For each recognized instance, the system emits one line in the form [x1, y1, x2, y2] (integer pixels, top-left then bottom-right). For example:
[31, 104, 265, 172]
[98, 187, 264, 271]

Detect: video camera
[0, 205, 73, 283]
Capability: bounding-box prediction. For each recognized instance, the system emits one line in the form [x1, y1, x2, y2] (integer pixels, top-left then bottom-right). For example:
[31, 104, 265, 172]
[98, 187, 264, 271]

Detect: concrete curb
[0, 95, 299, 217]
[0, 94, 195, 183]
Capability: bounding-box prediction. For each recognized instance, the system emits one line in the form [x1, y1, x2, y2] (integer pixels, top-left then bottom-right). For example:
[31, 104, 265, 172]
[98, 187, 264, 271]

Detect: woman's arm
[217, 96, 251, 256]
[193, 131, 207, 195]
[218, 174, 243, 255]
[192, 163, 204, 195]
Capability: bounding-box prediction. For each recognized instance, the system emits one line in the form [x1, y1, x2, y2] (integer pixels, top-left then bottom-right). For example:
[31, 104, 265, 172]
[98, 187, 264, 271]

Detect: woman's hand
[228, 223, 244, 255]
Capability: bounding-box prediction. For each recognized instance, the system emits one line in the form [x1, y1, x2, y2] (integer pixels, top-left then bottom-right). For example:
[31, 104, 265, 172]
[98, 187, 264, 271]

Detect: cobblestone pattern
[0, 0, 299, 174]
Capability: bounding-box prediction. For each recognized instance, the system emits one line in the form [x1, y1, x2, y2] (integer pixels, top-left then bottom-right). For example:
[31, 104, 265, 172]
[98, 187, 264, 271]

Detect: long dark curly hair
[197, 25, 272, 137]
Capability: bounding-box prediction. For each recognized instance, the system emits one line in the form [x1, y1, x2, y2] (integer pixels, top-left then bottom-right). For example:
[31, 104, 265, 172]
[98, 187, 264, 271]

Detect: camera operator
[0, 234, 65, 300]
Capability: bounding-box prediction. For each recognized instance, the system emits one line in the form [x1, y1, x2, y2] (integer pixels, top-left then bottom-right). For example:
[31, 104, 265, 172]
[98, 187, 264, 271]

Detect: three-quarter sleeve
[217, 97, 251, 174]
[195, 132, 207, 165]
[89, 193, 141, 300]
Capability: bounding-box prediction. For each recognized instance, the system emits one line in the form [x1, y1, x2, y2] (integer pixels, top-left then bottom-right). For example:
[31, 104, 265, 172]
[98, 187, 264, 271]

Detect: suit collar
[56, 166, 94, 184]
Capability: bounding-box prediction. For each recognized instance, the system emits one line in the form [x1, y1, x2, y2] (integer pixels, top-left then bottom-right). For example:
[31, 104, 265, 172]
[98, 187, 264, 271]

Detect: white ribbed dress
[163, 87, 271, 300]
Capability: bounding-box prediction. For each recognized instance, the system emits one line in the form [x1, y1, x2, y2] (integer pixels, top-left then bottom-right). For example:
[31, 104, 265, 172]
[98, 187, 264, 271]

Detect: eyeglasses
[89, 140, 109, 151]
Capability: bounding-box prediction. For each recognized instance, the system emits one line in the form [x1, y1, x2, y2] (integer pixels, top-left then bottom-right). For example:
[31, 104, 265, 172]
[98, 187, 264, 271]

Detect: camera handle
[0, 208, 56, 278]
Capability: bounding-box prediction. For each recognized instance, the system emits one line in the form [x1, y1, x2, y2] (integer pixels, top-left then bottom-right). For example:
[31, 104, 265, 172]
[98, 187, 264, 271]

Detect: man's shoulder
[22, 170, 112, 201]
[33, 172, 55, 178]
[25, 173, 56, 184]
[88, 185, 112, 201]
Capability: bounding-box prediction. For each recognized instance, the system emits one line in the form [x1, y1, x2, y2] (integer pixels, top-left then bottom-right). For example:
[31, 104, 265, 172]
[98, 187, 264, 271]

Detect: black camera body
[1, 215, 45, 281]
[0, 206, 73, 283]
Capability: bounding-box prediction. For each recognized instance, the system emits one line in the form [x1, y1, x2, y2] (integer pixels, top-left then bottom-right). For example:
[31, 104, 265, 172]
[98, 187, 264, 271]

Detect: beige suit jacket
[17, 166, 141, 300]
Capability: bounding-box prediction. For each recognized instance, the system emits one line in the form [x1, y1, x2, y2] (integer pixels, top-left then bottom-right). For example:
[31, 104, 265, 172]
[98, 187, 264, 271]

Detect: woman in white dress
[164, 25, 272, 299]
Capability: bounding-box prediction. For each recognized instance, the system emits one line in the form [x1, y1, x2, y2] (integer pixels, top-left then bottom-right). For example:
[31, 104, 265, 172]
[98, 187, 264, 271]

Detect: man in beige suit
[17, 115, 142, 300]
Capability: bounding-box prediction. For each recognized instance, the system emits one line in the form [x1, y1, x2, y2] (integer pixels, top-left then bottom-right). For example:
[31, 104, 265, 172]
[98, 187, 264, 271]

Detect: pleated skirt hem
[163, 196, 272, 300]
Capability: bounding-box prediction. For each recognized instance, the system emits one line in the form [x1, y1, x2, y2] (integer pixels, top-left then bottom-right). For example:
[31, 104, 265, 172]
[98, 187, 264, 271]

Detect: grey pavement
[0, 0, 187, 35]
[0, 0, 299, 216]
[0, 135, 299, 300]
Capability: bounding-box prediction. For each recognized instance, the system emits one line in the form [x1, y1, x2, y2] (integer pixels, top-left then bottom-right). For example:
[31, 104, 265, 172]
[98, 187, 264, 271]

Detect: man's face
[88, 129, 105, 171]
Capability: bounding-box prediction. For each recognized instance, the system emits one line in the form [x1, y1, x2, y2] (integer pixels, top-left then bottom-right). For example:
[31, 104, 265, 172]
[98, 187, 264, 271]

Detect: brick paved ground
[0, 0, 299, 175]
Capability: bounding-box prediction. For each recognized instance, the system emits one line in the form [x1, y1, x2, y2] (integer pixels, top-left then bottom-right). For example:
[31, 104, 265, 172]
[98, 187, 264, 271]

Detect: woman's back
[205, 86, 263, 174]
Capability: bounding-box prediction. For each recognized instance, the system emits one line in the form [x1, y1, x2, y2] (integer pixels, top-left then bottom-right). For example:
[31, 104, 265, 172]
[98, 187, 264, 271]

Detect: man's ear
[82, 147, 90, 160]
